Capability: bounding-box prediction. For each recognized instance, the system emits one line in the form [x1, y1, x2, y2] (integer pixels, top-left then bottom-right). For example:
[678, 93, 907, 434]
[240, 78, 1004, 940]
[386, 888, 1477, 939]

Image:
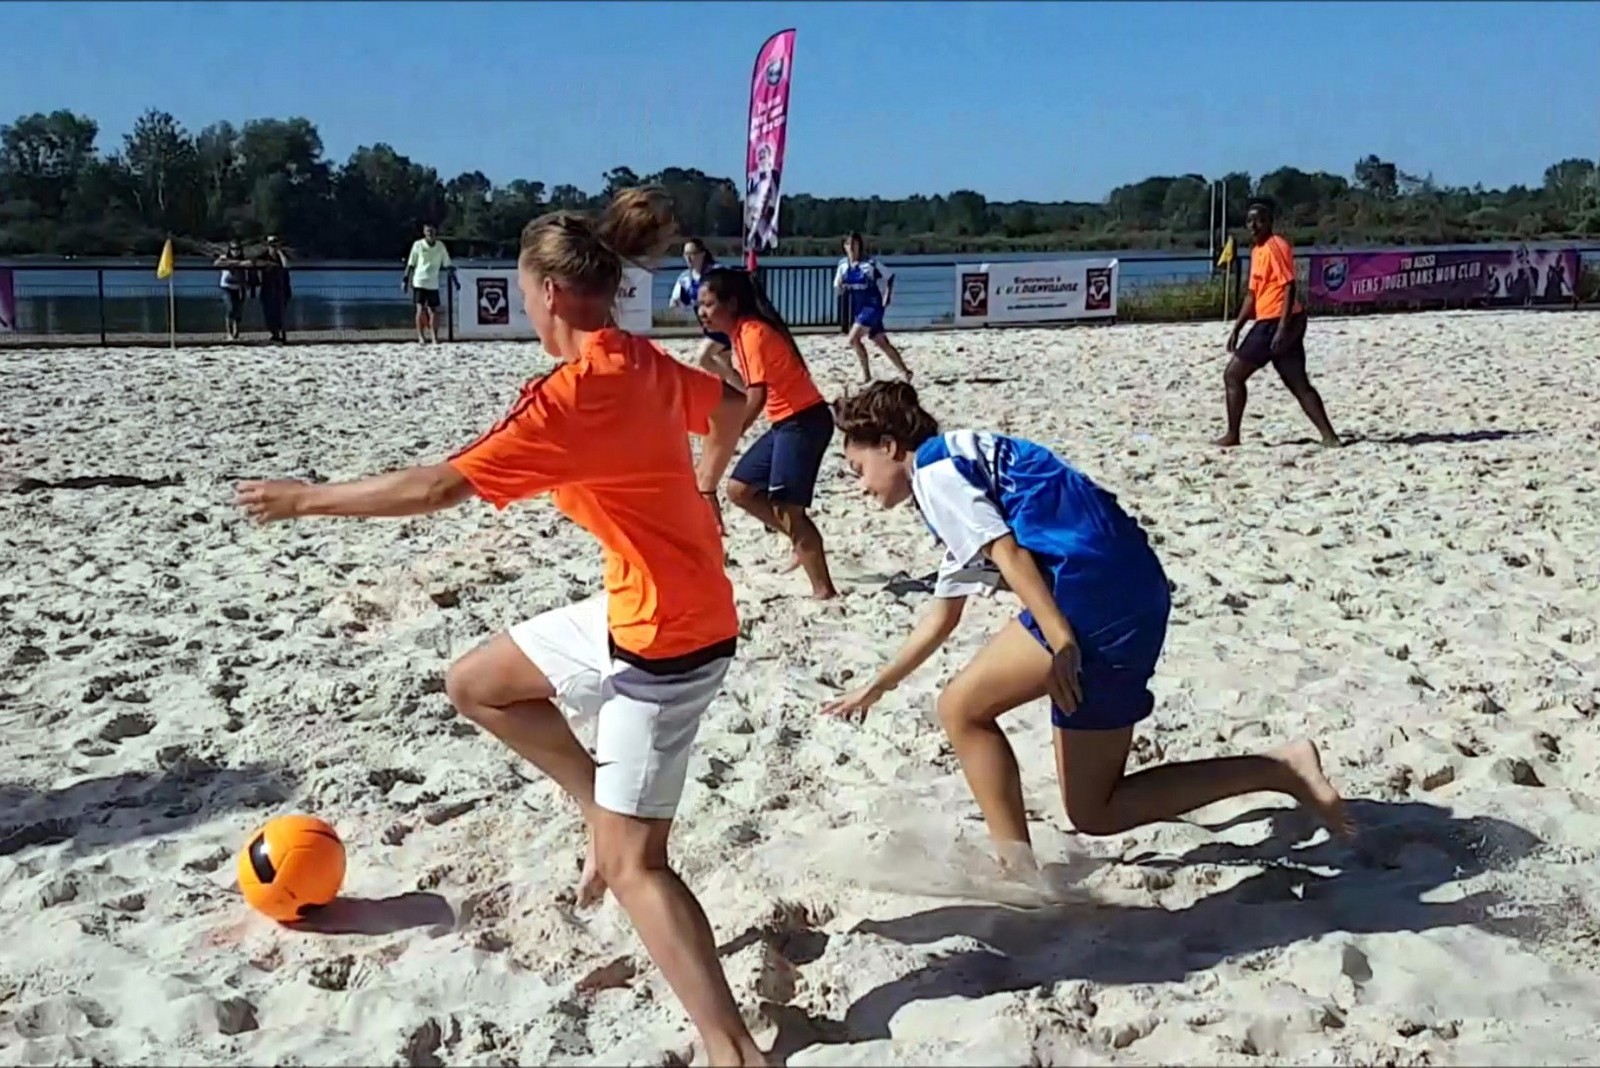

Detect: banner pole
[168, 275, 176, 350]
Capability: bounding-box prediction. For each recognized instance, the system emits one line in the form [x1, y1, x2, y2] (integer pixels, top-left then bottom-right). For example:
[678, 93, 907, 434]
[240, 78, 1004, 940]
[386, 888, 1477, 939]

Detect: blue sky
[1, 1, 1594, 202]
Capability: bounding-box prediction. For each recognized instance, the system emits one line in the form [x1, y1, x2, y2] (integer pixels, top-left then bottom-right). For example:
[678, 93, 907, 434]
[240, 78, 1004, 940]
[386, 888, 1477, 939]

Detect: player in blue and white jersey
[823, 380, 1351, 882]
[670, 237, 738, 387]
[834, 231, 913, 383]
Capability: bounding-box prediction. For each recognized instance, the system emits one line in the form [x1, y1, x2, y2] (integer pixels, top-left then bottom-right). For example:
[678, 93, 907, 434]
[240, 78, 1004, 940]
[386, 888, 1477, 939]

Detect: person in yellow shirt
[403, 223, 455, 344]
[1216, 199, 1342, 448]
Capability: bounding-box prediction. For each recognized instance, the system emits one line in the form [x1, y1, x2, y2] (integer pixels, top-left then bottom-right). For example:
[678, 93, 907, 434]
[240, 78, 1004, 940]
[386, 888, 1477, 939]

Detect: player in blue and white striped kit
[670, 237, 739, 388]
[835, 231, 913, 383]
[824, 381, 1351, 883]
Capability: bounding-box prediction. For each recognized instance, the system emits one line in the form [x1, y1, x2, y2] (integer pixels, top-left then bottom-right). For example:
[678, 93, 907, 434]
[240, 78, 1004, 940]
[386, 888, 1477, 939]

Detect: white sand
[3, 310, 1600, 1066]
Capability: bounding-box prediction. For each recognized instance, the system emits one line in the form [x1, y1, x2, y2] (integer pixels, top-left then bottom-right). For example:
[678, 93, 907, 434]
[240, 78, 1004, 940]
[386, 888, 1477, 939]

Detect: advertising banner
[743, 28, 796, 264]
[454, 266, 653, 339]
[1310, 245, 1579, 307]
[954, 258, 1120, 326]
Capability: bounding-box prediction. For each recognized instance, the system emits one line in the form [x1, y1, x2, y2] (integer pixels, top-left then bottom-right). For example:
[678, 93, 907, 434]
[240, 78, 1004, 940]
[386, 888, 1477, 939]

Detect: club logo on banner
[476, 277, 510, 326]
[1319, 256, 1349, 295]
[953, 259, 1120, 326]
[1085, 267, 1113, 311]
[959, 271, 990, 318]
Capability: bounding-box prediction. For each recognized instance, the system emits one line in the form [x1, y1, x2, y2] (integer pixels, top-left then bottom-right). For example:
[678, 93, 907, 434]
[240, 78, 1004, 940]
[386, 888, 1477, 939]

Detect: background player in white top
[403, 223, 454, 344]
[834, 231, 912, 382]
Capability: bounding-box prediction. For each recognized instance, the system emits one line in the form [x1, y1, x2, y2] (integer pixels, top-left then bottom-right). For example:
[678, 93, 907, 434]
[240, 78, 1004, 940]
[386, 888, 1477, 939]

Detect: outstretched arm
[824, 595, 966, 719]
[871, 595, 966, 694]
[236, 463, 473, 523]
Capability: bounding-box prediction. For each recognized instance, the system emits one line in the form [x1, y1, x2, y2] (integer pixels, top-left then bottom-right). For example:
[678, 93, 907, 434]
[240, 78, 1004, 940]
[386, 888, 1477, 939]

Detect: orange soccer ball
[236, 814, 347, 923]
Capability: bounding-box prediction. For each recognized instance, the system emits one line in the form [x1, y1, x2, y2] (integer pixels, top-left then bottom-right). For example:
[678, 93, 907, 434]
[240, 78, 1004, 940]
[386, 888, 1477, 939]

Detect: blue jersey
[834, 257, 891, 318]
[912, 430, 1167, 638]
[671, 267, 710, 310]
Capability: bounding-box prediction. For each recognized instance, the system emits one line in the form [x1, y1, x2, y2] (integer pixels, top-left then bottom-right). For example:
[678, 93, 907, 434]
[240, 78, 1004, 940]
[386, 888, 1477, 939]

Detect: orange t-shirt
[733, 317, 824, 425]
[1249, 234, 1302, 319]
[448, 329, 738, 662]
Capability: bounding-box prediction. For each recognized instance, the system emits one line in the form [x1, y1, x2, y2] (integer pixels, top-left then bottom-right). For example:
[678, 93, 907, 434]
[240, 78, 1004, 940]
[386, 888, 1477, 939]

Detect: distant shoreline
[5, 235, 1597, 271]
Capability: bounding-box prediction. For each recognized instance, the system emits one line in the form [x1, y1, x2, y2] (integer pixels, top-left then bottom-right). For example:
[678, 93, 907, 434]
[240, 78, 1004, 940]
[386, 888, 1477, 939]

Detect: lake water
[1, 249, 1220, 337]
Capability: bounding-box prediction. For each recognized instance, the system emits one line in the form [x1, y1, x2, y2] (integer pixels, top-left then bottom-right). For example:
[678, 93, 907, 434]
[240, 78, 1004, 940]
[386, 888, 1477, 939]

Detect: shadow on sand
[0, 761, 299, 859]
[294, 892, 457, 936]
[1271, 428, 1536, 448]
[768, 798, 1543, 1061]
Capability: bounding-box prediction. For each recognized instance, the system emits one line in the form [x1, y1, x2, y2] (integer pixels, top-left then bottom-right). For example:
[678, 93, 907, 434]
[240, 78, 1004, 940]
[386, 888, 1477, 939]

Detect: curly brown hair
[832, 380, 941, 451]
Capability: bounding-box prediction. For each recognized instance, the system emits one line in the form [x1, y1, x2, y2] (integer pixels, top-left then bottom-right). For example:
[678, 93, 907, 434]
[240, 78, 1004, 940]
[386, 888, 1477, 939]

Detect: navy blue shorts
[730, 402, 834, 508]
[703, 328, 731, 348]
[852, 306, 887, 337]
[1020, 582, 1170, 732]
[1237, 313, 1306, 369]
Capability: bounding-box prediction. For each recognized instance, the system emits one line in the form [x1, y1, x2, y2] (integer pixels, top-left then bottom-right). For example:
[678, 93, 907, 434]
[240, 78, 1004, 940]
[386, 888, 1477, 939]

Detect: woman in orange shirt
[697, 267, 839, 600]
[235, 188, 769, 1067]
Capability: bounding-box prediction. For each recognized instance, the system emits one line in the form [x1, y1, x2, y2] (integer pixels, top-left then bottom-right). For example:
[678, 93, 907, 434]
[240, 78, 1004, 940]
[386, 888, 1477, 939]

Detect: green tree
[1, 104, 1596, 258]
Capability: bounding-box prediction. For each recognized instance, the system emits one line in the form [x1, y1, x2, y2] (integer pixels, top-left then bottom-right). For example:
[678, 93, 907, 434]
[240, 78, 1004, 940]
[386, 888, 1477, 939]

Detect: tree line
[1, 107, 1597, 261]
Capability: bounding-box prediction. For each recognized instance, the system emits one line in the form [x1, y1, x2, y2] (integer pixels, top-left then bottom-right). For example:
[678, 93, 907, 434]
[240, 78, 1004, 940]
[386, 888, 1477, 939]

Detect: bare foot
[812, 585, 839, 601]
[1271, 739, 1353, 839]
[1212, 434, 1241, 448]
[576, 839, 608, 907]
[777, 550, 802, 574]
[1320, 434, 1345, 448]
[702, 1039, 771, 1068]
[994, 838, 1040, 879]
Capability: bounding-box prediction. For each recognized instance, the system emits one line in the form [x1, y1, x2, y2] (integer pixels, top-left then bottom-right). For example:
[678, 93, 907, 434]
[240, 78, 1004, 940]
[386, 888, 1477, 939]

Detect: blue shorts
[1020, 579, 1170, 731]
[852, 306, 887, 337]
[703, 328, 731, 348]
[730, 402, 834, 508]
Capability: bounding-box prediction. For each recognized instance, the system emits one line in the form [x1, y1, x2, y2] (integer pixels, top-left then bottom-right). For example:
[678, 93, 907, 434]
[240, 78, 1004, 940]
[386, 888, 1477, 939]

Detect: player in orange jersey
[697, 267, 840, 600]
[237, 188, 770, 1067]
[1216, 198, 1343, 448]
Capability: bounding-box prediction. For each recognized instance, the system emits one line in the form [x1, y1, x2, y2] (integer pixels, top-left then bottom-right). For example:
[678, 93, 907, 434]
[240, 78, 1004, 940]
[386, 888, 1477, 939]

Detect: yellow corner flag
[156, 238, 175, 280]
[1216, 235, 1236, 269]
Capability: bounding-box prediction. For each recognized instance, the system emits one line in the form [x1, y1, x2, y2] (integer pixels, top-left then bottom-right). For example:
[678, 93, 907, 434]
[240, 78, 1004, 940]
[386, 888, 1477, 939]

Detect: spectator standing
[258, 235, 293, 343]
[403, 223, 454, 344]
[213, 240, 256, 341]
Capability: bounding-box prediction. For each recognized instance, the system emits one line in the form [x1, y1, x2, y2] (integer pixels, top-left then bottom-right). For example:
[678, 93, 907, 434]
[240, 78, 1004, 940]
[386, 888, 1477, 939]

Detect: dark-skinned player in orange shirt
[1216, 198, 1343, 448]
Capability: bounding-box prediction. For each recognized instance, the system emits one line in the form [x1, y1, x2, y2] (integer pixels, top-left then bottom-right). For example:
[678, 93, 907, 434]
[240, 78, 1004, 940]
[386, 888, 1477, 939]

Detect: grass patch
[1118, 275, 1233, 322]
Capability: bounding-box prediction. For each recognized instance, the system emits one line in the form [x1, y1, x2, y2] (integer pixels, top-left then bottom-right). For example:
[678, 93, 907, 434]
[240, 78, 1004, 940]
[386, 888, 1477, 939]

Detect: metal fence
[2, 247, 1596, 347]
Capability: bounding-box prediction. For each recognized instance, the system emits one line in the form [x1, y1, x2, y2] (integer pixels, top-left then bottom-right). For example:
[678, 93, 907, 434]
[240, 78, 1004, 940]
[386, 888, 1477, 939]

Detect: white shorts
[507, 596, 729, 820]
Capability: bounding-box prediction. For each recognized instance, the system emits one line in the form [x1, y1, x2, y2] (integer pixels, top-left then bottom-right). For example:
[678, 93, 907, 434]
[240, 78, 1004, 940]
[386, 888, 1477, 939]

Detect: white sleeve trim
[913, 457, 1011, 570]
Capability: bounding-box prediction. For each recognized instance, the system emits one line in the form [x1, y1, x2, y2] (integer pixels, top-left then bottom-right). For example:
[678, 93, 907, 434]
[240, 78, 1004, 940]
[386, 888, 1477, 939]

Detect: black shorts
[1237, 313, 1306, 368]
[730, 402, 835, 508]
[412, 286, 440, 309]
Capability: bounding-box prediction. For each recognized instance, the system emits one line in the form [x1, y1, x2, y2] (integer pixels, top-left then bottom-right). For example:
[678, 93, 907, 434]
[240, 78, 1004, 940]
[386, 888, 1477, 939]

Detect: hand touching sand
[236, 479, 309, 523]
[823, 684, 883, 723]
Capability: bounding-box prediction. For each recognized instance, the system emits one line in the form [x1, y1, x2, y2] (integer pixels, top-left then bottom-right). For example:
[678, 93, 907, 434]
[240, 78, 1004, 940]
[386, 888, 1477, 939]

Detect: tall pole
[1208, 181, 1216, 266]
[1219, 179, 1229, 323]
